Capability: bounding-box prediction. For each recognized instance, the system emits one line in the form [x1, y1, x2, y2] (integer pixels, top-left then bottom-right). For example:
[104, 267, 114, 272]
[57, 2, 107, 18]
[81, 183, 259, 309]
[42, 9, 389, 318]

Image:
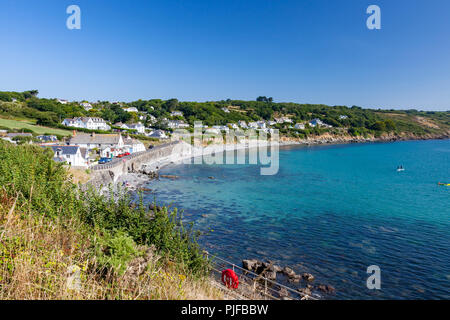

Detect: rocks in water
[242, 259, 281, 281]
[297, 287, 312, 296]
[242, 259, 260, 272]
[278, 287, 289, 298]
[208, 176, 215, 179]
[264, 270, 277, 281]
[288, 275, 302, 283]
[317, 284, 336, 294]
[282, 267, 296, 278]
[160, 174, 179, 180]
[302, 273, 315, 282]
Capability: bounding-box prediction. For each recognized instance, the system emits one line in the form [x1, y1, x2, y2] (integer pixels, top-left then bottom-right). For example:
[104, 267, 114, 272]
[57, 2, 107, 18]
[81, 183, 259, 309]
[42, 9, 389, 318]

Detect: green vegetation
[0, 140, 215, 299]
[1, 90, 449, 140]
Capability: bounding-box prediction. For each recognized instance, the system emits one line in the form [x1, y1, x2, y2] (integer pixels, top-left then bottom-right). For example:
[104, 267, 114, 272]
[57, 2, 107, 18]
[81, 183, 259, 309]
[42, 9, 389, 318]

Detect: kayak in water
[438, 182, 450, 186]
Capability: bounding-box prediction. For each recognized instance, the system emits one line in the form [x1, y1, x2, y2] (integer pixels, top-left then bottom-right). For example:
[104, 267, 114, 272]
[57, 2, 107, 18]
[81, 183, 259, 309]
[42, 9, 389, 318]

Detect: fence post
[264, 279, 267, 299]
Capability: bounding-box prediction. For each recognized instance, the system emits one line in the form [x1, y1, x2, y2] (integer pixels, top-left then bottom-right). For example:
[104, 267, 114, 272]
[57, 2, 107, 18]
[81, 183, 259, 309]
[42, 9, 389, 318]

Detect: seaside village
[0, 100, 337, 169]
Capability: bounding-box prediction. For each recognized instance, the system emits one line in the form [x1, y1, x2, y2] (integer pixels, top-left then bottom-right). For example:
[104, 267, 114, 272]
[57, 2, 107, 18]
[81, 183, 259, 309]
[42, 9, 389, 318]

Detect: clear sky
[0, 0, 449, 110]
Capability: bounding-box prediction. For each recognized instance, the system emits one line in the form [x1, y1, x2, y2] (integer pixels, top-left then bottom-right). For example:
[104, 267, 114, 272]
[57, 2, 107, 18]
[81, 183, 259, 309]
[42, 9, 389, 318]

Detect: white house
[294, 123, 305, 130]
[171, 111, 183, 117]
[238, 120, 248, 128]
[275, 117, 293, 124]
[257, 121, 266, 129]
[57, 99, 68, 105]
[47, 145, 88, 167]
[248, 122, 259, 129]
[81, 102, 93, 111]
[168, 120, 189, 129]
[228, 123, 239, 130]
[37, 135, 58, 142]
[69, 133, 124, 150]
[62, 117, 111, 131]
[222, 107, 230, 113]
[127, 123, 146, 134]
[124, 107, 139, 113]
[148, 130, 168, 139]
[309, 118, 332, 128]
[339, 115, 348, 120]
[123, 137, 146, 153]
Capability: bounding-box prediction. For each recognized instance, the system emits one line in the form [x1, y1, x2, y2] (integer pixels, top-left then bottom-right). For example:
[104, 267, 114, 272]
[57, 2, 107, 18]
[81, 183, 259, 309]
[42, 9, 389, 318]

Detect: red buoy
[221, 269, 239, 289]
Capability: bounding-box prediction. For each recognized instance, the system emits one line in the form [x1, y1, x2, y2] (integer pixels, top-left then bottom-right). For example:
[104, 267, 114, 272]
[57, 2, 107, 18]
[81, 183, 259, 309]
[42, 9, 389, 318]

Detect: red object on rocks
[221, 269, 239, 289]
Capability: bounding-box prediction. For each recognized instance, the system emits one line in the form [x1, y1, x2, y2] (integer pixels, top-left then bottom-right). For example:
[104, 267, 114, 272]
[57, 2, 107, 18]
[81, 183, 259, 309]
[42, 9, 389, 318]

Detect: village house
[168, 120, 189, 129]
[124, 107, 139, 113]
[339, 115, 348, 120]
[148, 130, 168, 139]
[248, 122, 259, 129]
[100, 146, 121, 159]
[170, 111, 183, 117]
[123, 136, 146, 153]
[46, 145, 88, 168]
[62, 117, 111, 131]
[57, 99, 68, 105]
[257, 121, 266, 129]
[294, 123, 305, 130]
[127, 123, 146, 134]
[68, 133, 124, 150]
[238, 120, 248, 128]
[37, 135, 58, 142]
[221, 107, 230, 113]
[80, 102, 93, 111]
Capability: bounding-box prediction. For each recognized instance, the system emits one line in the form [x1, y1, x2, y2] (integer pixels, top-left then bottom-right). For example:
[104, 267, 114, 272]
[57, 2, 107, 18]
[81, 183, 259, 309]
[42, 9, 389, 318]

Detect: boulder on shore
[317, 284, 336, 294]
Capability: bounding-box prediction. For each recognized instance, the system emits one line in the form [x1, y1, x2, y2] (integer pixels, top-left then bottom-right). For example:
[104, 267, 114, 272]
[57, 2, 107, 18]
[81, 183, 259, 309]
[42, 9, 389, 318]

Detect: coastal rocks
[278, 287, 289, 298]
[317, 284, 336, 294]
[282, 267, 296, 278]
[208, 176, 215, 180]
[302, 273, 315, 282]
[297, 287, 312, 296]
[160, 174, 179, 180]
[242, 259, 281, 280]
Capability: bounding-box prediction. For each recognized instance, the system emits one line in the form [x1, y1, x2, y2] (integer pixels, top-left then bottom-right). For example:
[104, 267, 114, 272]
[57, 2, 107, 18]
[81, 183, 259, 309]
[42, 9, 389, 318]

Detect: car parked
[98, 157, 113, 164]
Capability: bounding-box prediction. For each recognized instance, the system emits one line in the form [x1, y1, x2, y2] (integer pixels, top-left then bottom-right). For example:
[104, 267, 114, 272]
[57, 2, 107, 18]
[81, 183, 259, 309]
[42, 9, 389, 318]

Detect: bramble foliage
[0, 140, 208, 276]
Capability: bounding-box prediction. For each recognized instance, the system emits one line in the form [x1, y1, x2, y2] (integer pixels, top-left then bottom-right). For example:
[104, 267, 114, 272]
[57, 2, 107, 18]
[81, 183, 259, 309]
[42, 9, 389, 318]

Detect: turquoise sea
[141, 140, 450, 299]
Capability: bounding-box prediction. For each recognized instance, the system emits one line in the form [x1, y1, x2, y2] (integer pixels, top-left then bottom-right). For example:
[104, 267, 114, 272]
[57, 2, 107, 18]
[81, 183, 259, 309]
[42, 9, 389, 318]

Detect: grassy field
[0, 117, 72, 136]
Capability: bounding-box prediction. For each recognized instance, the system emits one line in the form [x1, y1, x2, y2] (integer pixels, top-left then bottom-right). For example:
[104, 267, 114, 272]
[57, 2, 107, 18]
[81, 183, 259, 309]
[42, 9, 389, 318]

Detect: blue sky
[0, 0, 449, 110]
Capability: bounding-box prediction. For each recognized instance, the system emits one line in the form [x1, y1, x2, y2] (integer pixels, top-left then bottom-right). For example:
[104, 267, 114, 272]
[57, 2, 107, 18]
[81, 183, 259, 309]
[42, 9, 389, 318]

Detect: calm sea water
[141, 140, 450, 299]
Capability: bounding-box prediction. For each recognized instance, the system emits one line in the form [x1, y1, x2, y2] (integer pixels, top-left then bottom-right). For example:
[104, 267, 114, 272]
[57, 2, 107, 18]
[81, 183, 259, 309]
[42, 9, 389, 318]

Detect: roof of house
[123, 137, 144, 146]
[69, 134, 122, 145]
[7, 133, 33, 137]
[47, 145, 80, 155]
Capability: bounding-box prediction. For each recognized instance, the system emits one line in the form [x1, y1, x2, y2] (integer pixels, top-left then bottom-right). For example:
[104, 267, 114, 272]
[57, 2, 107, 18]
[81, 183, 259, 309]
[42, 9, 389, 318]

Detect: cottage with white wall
[47, 145, 88, 167]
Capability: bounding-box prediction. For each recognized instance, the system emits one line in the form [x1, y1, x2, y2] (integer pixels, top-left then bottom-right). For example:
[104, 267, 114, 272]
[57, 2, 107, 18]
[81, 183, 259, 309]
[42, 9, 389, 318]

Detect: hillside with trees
[1, 90, 449, 140]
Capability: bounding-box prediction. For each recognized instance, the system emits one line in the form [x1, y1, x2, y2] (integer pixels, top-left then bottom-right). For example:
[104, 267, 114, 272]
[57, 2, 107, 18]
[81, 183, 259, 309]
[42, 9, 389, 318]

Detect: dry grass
[67, 168, 92, 184]
[0, 191, 224, 300]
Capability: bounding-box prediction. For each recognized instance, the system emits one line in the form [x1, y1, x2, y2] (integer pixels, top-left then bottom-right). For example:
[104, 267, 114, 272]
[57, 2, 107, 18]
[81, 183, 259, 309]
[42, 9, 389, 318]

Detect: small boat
[396, 166, 405, 172]
[438, 182, 450, 186]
